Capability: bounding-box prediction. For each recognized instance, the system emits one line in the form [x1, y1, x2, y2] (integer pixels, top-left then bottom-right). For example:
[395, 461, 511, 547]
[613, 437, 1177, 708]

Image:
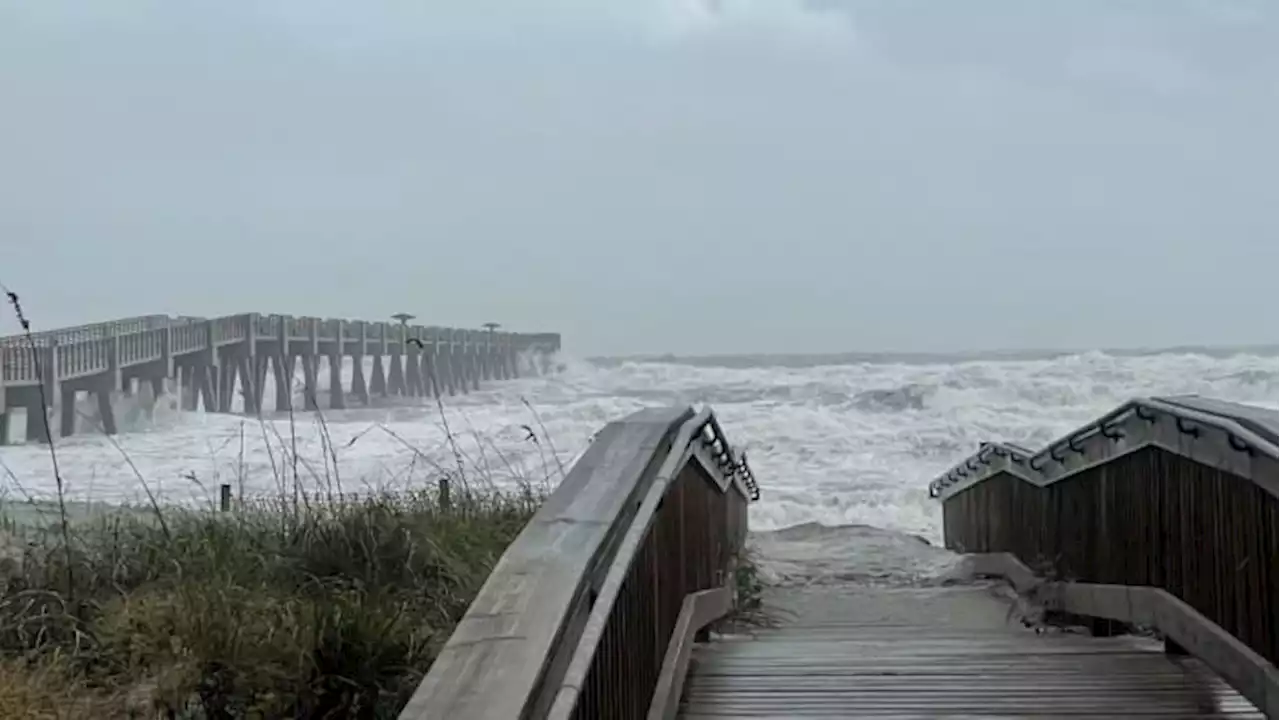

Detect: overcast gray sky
[0, 0, 1275, 355]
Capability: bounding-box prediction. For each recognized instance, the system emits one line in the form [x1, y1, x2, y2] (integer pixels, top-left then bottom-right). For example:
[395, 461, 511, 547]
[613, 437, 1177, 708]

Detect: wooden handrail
[961, 553, 1278, 720]
[543, 409, 716, 719]
[931, 396, 1278, 696]
[399, 406, 755, 720]
[931, 395, 1278, 499]
[647, 586, 735, 720]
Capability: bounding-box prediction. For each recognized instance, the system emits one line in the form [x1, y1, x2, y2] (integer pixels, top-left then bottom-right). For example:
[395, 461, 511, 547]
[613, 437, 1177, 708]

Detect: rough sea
[0, 347, 1274, 586]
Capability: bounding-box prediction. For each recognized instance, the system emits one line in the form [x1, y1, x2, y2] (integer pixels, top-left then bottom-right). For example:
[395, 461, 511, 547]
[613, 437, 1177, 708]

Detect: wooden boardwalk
[402, 398, 1275, 720]
[680, 585, 1261, 718]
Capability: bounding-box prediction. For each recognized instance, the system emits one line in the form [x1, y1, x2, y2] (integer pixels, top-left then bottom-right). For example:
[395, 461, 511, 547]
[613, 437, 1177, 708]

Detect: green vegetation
[722, 546, 774, 631]
[0, 486, 540, 718]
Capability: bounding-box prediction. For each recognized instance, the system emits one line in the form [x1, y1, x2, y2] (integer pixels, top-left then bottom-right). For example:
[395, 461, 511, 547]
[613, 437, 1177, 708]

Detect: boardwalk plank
[679, 585, 1262, 718]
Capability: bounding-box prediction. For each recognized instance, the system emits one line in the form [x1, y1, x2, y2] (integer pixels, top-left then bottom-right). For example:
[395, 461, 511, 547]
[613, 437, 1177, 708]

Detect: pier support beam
[388, 354, 404, 396]
[301, 355, 319, 411]
[60, 389, 76, 438]
[95, 375, 117, 435]
[329, 355, 345, 410]
[273, 354, 291, 411]
[352, 356, 369, 405]
[25, 399, 48, 443]
[371, 355, 387, 397]
[406, 341, 422, 397]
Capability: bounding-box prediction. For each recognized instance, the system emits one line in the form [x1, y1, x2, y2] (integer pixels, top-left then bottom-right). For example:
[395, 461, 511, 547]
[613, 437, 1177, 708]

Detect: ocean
[0, 346, 1274, 585]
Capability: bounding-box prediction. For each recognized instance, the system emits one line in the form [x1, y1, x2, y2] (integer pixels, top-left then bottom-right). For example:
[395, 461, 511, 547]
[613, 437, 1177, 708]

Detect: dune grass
[0, 483, 541, 719]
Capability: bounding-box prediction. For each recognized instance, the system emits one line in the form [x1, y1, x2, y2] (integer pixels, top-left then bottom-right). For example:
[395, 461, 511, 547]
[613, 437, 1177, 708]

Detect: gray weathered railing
[0, 314, 181, 349]
[930, 395, 1278, 717]
[399, 406, 756, 720]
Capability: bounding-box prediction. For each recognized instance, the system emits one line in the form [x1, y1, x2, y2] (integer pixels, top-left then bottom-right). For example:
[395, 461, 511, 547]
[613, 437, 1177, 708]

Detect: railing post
[301, 318, 319, 410]
[468, 331, 479, 391]
[28, 341, 60, 443]
[0, 346, 6, 444]
[105, 329, 120, 394]
[43, 342, 58, 403]
[351, 320, 370, 404]
[201, 319, 217, 412]
[430, 328, 443, 396]
[242, 312, 258, 358]
[511, 334, 522, 379]
[274, 317, 290, 412]
[160, 320, 173, 379]
[330, 319, 346, 409]
[203, 319, 216, 362]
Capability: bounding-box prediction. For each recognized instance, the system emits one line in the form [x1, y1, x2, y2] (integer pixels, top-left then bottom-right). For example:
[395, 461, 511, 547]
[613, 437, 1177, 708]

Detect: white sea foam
[0, 348, 1274, 584]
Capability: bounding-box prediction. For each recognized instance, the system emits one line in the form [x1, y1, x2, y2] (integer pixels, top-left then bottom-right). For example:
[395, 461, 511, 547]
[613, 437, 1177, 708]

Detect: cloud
[0, 0, 1272, 352]
[1064, 42, 1198, 98]
[647, 0, 856, 46]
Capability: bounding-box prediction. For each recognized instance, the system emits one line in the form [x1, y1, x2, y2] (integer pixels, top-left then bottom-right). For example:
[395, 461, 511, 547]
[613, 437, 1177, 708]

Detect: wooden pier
[0, 313, 561, 444]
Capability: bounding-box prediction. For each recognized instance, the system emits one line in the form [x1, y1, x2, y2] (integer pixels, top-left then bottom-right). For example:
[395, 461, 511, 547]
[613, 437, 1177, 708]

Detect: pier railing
[0, 314, 180, 348]
[399, 406, 756, 720]
[930, 395, 1278, 714]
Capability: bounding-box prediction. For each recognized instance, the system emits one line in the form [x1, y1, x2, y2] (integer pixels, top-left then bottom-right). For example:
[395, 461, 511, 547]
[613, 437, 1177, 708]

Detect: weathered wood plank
[961, 552, 1278, 719]
[399, 407, 691, 720]
[679, 586, 1263, 718]
[649, 586, 733, 720]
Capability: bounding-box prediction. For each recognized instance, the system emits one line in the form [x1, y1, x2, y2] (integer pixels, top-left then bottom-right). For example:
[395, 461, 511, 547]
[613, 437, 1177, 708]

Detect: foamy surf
[751, 522, 969, 588]
[0, 347, 1274, 587]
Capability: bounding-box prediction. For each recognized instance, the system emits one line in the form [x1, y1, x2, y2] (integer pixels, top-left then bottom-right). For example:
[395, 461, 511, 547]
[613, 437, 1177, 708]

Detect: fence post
[219, 483, 232, 512]
[438, 476, 451, 511]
